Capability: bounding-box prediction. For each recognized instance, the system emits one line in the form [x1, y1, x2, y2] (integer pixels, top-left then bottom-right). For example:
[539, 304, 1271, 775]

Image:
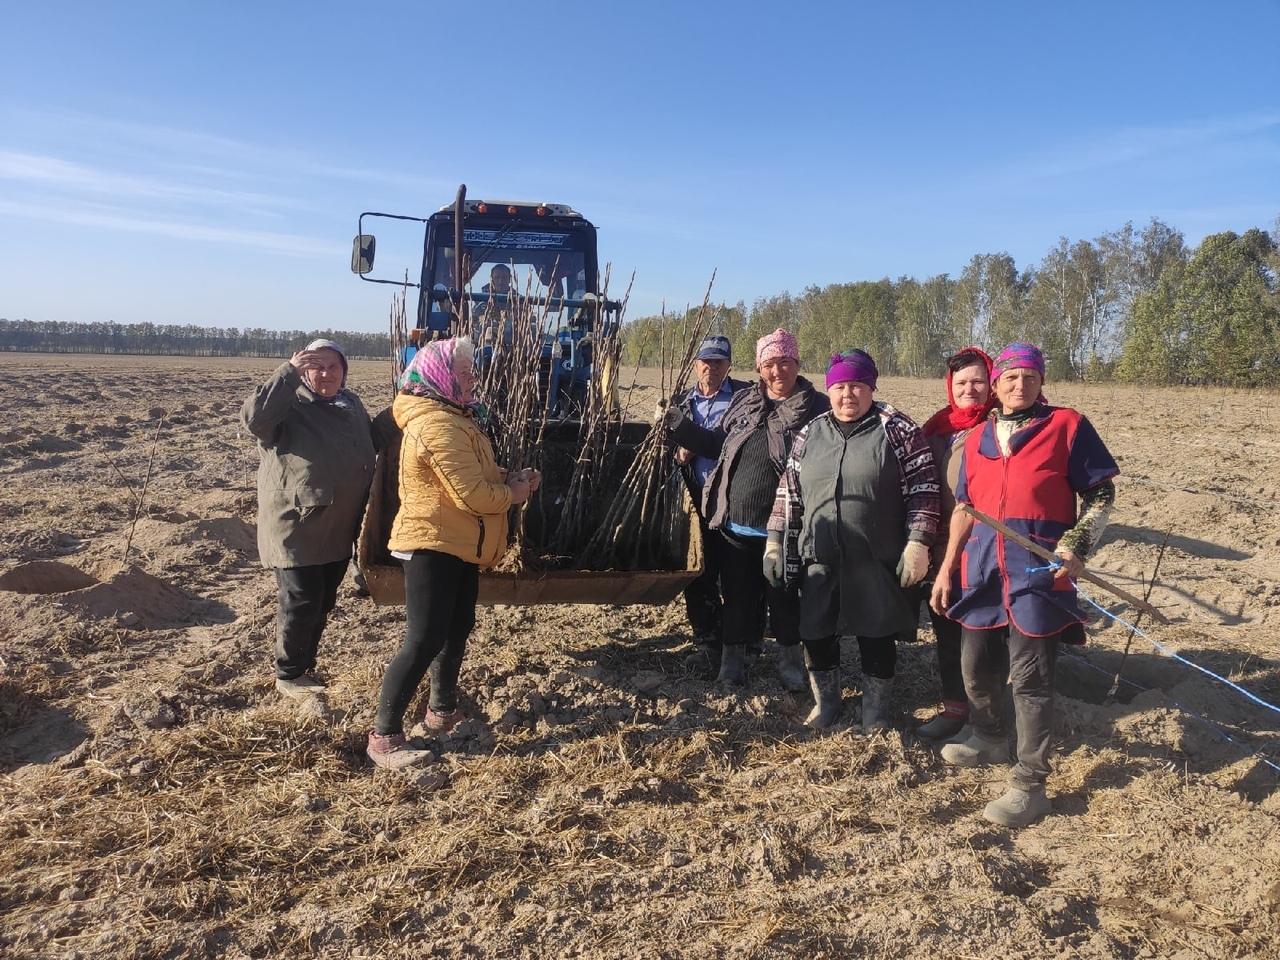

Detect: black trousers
[961, 625, 1062, 790]
[803, 633, 897, 679]
[375, 549, 478, 735]
[273, 559, 349, 681]
[716, 531, 800, 649]
[927, 602, 968, 704]
[682, 516, 726, 645]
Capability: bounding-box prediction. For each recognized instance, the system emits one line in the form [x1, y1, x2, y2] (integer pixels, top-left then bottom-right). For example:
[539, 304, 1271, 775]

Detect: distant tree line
[0, 321, 392, 360]
[622, 218, 1280, 387]
[6, 215, 1278, 387]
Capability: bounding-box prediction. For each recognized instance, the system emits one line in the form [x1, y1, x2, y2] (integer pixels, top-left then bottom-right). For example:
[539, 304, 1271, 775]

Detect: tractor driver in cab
[475, 264, 516, 364]
[483, 263, 513, 299]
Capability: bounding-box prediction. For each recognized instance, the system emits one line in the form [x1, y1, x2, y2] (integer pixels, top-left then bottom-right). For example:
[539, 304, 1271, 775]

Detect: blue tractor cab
[348, 186, 700, 608]
[352, 186, 623, 418]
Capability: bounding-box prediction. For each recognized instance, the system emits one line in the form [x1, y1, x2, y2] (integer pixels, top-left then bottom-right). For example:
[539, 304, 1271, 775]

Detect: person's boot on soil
[424, 707, 463, 733]
[983, 786, 1051, 828]
[716, 642, 748, 688]
[425, 648, 466, 733]
[366, 731, 434, 770]
[805, 668, 842, 728]
[858, 674, 892, 732]
[776, 643, 808, 692]
[915, 700, 968, 740]
[941, 732, 1007, 767]
[275, 673, 326, 699]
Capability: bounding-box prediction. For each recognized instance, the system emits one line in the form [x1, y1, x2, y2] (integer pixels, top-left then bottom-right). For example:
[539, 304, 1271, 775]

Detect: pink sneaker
[424, 707, 464, 733]
[366, 731, 434, 770]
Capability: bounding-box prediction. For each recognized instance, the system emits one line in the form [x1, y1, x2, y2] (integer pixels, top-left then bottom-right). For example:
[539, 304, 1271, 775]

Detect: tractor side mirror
[351, 235, 377, 275]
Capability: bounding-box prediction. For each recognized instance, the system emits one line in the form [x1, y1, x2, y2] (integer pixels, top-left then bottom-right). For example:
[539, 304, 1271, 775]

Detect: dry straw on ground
[2, 354, 1280, 958]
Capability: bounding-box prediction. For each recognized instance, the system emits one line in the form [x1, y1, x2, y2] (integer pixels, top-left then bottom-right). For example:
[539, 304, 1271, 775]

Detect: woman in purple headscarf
[366, 336, 541, 770]
[768, 349, 940, 731]
[930, 341, 1118, 828]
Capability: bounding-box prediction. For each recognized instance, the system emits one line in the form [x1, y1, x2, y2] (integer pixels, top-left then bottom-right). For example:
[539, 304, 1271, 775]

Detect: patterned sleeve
[882, 408, 942, 545]
[1058, 479, 1115, 560]
[1058, 414, 1119, 559]
[774, 422, 811, 584]
[768, 423, 809, 535]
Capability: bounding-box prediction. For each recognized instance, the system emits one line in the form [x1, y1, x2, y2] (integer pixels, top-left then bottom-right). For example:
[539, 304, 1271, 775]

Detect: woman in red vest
[930, 341, 1118, 828]
[916, 347, 995, 741]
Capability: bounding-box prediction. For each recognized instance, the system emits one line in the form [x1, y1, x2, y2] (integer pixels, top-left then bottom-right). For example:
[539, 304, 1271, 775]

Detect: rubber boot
[940, 733, 1007, 767]
[716, 643, 748, 688]
[776, 643, 808, 692]
[804, 668, 842, 728]
[983, 786, 1052, 828]
[858, 675, 891, 732]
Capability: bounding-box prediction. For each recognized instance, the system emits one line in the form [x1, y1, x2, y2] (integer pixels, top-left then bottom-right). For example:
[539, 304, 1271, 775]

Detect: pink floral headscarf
[755, 328, 799, 368]
[399, 337, 473, 406]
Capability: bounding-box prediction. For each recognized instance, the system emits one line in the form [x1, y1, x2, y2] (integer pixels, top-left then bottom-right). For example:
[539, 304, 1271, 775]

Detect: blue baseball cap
[695, 335, 732, 362]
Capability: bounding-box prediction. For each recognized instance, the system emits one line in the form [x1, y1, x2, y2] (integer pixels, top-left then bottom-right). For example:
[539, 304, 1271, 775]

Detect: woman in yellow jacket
[367, 336, 540, 770]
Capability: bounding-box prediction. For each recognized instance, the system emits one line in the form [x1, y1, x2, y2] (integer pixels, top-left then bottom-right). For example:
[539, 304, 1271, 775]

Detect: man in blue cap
[673, 335, 751, 674]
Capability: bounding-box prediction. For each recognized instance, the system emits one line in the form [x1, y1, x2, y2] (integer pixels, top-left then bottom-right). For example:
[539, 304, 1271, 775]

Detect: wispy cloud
[0, 197, 341, 257]
[0, 106, 453, 250]
[994, 113, 1280, 184]
[3, 105, 448, 194]
[0, 149, 295, 211]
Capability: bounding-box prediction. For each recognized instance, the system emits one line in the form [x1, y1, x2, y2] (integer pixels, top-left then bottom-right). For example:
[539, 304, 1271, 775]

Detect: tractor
[352, 185, 621, 419]
[350, 186, 700, 606]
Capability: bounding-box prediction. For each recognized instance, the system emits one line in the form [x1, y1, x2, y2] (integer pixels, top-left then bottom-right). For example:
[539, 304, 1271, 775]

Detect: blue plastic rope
[1062, 649, 1280, 775]
[1021, 556, 1280, 770]
[1073, 586, 1280, 718]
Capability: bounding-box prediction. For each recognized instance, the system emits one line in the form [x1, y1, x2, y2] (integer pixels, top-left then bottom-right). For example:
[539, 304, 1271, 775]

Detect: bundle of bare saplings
[375, 272, 720, 576]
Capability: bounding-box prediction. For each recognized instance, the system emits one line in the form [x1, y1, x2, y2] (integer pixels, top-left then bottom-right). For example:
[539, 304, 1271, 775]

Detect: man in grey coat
[242, 339, 377, 698]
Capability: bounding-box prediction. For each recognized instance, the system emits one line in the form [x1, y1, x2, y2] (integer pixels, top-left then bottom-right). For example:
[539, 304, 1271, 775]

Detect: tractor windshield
[432, 229, 588, 306]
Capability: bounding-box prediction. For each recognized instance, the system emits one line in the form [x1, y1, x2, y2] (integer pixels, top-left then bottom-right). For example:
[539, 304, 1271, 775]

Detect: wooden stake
[959, 503, 1169, 624]
[1107, 529, 1171, 700]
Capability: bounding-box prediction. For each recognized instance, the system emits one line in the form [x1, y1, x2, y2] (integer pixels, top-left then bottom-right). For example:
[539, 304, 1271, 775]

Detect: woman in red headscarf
[914, 347, 995, 741]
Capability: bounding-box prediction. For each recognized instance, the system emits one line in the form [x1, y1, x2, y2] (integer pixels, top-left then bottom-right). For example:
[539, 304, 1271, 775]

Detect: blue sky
[2, 1, 1278, 334]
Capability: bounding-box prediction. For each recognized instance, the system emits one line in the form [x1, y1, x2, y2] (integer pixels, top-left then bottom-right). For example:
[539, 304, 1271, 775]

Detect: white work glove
[896, 540, 929, 588]
[763, 538, 786, 588]
[653, 398, 683, 431]
[507, 473, 531, 506]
